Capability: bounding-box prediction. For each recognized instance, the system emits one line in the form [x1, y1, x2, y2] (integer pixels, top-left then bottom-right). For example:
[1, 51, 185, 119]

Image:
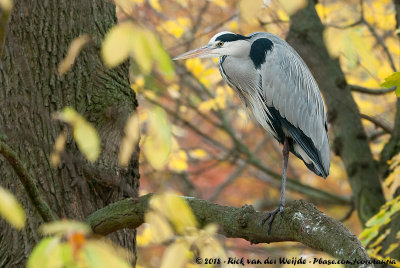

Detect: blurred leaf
[50, 131, 67, 168]
[27, 237, 75, 268]
[142, 29, 175, 79]
[149, 0, 161, 11]
[189, 149, 208, 160]
[55, 107, 100, 162]
[137, 225, 153, 247]
[151, 193, 198, 234]
[168, 149, 188, 172]
[384, 242, 399, 255]
[102, 22, 174, 79]
[160, 241, 189, 268]
[0, 186, 25, 229]
[119, 113, 140, 167]
[146, 211, 174, 243]
[84, 240, 133, 268]
[0, 0, 12, 11]
[209, 0, 227, 8]
[40, 220, 91, 236]
[102, 22, 136, 68]
[58, 34, 90, 75]
[143, 107, 172, 170]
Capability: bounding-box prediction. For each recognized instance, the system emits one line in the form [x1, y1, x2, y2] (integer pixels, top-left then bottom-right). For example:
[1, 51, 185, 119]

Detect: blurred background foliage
[117, 0, 399, 267]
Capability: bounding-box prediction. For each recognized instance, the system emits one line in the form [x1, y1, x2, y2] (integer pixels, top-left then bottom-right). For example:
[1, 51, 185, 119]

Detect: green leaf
[0, 186, 26, 229]
[27, 237, 64, 268]
[381, 72, 400, 96]
[55, 107, 101, 162]
[40, 219, 91, 236]
[142, 30, 175, 79]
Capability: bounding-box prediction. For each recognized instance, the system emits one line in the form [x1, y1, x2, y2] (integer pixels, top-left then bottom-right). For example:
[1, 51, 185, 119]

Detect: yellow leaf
[209, 0, 227, 8]
[0, 0, 12, 11]
[55, 107, 100, 162]
[0, 186, 25, 229]
[137, 225, 153, 247]
[143, 107, 172, 170]
[58, 34, 90, 75]
[50, 132, 66, 168]
[151, 193, 198, 234]
[160, 241, 189, 268]
[84, 240, 133, 268]
[145, 211, 175, 243]
[149, 0, 161, 11]
[168, 150, 188, 172]
[189, 149, 208, 160]
[40, 220, 91, 236]
[102, 22, 136, 68]
[119, 113, 140, 167]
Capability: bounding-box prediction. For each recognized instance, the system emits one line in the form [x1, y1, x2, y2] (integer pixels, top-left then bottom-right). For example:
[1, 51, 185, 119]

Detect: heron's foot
[260, 204, 284, 235]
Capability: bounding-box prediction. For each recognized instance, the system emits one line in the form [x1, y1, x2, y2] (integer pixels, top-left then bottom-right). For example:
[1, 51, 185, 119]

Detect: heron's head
[173, 31, 251, 60]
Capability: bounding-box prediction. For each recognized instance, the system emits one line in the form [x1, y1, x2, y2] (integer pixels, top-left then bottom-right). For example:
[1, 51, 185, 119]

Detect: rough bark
[286, 0, 385, 225]
[0, 1, 139, 266]
[87, 194, 371, 268]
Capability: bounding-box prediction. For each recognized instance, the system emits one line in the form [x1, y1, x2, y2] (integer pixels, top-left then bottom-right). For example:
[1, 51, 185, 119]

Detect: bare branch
[0, 134, 56, 222]
[349, 84, 397, 95]
[86, 194, 371, 268]
[360, 114, 393, 133]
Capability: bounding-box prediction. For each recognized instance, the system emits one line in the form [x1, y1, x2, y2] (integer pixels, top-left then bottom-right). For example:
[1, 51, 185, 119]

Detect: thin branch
[325, 19, 363, 29]
[360, 114, 393, 133]
[348, 84, 397, 95]
[86, 194, 371, 268]
[0, 135, 56, 222]
[209, 137, 268, 202]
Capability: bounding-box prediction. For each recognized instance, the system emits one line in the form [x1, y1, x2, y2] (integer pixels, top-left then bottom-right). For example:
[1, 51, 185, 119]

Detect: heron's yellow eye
[217, 41, 224, 47]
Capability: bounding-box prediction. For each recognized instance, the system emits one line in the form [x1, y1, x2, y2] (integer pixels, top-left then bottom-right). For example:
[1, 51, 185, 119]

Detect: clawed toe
[260, 205, 284, 235]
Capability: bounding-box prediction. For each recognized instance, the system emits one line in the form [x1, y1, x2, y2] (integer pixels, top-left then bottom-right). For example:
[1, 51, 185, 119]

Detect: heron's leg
[261, 137, 290, 234]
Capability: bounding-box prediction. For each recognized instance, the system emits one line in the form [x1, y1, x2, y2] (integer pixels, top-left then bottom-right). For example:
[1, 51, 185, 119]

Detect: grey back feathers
[217, 32, 330, 178]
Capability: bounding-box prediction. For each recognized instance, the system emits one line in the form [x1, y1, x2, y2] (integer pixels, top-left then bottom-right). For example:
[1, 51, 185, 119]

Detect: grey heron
[173, 31, 330, 234]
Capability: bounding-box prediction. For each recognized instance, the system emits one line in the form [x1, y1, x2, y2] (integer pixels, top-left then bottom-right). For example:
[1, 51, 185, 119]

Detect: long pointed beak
[173, 45, 213, 60]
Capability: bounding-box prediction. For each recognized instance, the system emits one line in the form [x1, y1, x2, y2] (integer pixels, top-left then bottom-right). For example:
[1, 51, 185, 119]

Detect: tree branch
[0, 134, 56, 222]
[349, 84, 397, 95]
[360, 114, 392, 133]
[86, 194, 370, 267]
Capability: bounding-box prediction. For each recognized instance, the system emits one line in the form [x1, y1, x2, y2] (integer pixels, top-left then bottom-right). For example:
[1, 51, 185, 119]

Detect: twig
[209, 137, 268, 202]
[86, 194, 371, 268]
[360, 114, 392, 133]
[349, 84, 397, 95]
[0, 135, 56, 222]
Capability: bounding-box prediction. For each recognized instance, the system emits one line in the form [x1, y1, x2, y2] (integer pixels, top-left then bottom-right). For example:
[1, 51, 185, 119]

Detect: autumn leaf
[54, 107, 100, 162]
[0, 186, 26, 229]
[381, 72, 400, 96]
[58, 34, 90, 75]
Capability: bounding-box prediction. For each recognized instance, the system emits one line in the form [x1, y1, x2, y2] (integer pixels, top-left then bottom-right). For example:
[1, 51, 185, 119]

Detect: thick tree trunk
[0, 1, 139, 266]
[286, 0, 385, 224]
